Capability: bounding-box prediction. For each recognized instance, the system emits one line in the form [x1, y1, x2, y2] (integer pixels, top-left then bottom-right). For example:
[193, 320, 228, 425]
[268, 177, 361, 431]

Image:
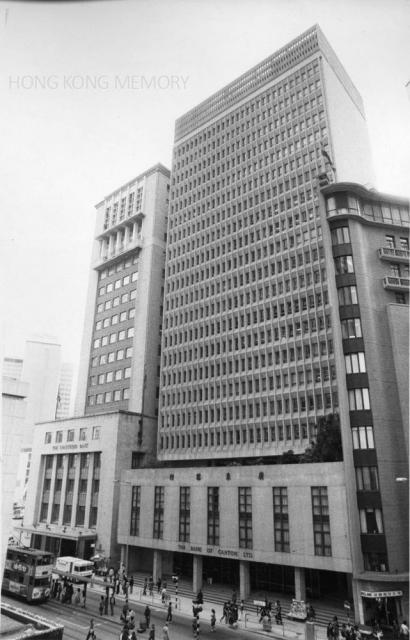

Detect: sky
[1, 0, 410, 392]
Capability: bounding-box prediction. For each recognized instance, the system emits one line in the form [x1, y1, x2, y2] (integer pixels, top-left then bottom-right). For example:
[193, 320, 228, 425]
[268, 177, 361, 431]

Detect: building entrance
[202, 556, 239, 587]
[306, 569, 348, 600]
[250, 562, 294, 594]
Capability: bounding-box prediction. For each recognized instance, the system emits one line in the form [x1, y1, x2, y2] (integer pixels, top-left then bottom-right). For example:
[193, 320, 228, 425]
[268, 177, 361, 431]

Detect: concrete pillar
[192, 555, 203, 594]
[132, 222, 138, 242]
[239, 560, 250, 601]
[294, 567, 306, 601]
[58, 455, 68, 526]
[71, 453, 81, 528]
[108, 234, 115, 257]
[84, 454, 94, 528]
[46, 455, 58, 522]
[352, 578, 364, 624]
[153, 550, 163, 582]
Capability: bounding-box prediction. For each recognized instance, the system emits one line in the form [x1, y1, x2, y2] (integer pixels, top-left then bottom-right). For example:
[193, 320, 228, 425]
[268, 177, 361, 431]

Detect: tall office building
[21, 164, 170, 562]
[116, 26, 409, 624]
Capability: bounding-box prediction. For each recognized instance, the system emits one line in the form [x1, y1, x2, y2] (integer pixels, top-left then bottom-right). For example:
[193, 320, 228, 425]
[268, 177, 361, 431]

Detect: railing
[383, 276, 410, 290]
[378, 247, 410, 261]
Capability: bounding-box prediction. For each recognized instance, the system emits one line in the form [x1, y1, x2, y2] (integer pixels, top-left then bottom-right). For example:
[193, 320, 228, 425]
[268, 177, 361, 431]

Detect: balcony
[94, 234, 143, 269]
[383, 276, 410, 291]
[378, 247, 410, 263]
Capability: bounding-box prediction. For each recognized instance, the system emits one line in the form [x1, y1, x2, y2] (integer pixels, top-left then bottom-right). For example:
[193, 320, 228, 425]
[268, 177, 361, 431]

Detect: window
[131, 452, 141, 469]
[127, 327, 134, 338]
[125, 347, 133, 358]
[331, 226, 350, 245]
[131, 271, 139, 282]
[348, 388, 370, 411]
[344, 352, 366, 373]
[45, 432, 52, 444]
[311, 486, 331, 556]
[56, 431, 63, 443]
[179, 487, 190, 543]
[118, 330, 126, 341]
[399, 237, 409, 251]
[67, 429, 75, 442]
[355, 466, 379, 491]
[273, 487, 289, 552]
[351, 426, 375, 449]
[334, 255, 354, 274]
[338, 286, 358, 306]
[363, 552, 388, 572]
[153, 486, 164, 539]
[238, 487, 253, 549]
[115, 369, 123, 381]
[92, 426, 101, 440]
[207, 487, 220, 546]
[395, 293, 406, 304]
[390, 264, 400, 278]
[79, 428, 87, 441]
[385, 235, 395, 249]
[359, 508, 383, 534]
[341, 318, 362, 339]
[130, 486, 141, 536]
[124, 367, 131, 379]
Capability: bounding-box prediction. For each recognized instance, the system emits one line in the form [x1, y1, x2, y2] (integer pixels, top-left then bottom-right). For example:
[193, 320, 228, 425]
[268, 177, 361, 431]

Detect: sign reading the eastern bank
[177, 543, 253, 560]
[52, 444, 89, 451]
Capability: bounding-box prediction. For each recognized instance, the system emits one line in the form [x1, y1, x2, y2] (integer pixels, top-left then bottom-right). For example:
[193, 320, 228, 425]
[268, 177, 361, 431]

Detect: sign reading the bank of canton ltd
[52, 444, 89, 451]
[177, 543, 253, 560]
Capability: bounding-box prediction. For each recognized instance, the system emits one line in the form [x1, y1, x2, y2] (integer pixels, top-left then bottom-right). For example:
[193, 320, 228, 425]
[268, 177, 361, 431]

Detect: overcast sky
[2, 0, 409, 389]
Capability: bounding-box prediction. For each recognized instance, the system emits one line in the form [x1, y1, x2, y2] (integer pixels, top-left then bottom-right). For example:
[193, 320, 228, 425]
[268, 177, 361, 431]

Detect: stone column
[108, 234, 115, 257]
[46, 455, 58, 522]
[57, 455, 68, 527]
[192, 555, 203, 594]
[153, 550, 162, 582]
[294, 567, 306, 601]
[239, 560, 250, 601]
[71, 453, 81, 528]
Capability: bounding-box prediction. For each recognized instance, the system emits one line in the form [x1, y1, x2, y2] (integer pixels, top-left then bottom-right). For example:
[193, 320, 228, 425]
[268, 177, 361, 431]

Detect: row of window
[88, 387, 130, 405]
[99, 254, 140, 279]
[95, 289, 137, 313]
[45, 426, 101, 444]
[90, 348, 133, 370]
[103, 186, 143, 229]
[95, 309, 135, 328]
[90, 365, 132, 386]
[326, 194, 410, 227]
[130, 485, 331, 557]
[98, 271, 139, 296]
[93, 328, 134, 349]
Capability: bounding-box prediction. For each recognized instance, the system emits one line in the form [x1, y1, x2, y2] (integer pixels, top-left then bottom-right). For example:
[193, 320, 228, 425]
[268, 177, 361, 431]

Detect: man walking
[166, 602, 172, 623]
[85, 618, 95, 640]
[109, 592, 116, 616]
[144, 605, 151, 629]
[162, 624, 170, 640]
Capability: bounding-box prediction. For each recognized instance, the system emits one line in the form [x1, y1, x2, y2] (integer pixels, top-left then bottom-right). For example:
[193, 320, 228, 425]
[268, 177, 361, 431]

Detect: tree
[300, 413, 343, 463]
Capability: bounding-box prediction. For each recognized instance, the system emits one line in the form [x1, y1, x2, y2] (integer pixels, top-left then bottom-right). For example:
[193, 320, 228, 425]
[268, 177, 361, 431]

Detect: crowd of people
[50, 576, 87, 607]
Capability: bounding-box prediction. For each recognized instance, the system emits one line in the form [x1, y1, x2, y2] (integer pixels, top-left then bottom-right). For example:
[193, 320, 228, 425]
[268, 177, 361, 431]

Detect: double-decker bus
[2, 546, 54, 602]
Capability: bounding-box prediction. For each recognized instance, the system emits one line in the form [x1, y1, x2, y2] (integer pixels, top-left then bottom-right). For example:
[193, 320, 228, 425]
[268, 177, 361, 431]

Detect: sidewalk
[88, 577, 325, 639]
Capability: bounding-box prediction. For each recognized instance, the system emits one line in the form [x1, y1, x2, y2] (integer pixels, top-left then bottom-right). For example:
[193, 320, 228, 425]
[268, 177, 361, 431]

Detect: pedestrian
[239, 600, 245, 621]
[129, 575, 134, 594]
[85, 618, 95, 640]
[220, 602, 228, 623]
[74, 588, 82, 606]
[56, 582, 62, 601]
[327, 622, 334, 640]
[128, 609, 135, 629]
[121, 599, 129, 623]
[116, 578, 120, 595]
[197, 589, 203, 605]
[104, 593, 109, 615]
[157, 577, 162, 593]
[148, 624, 155, 640]
[162, 624, 170, 640]
[400, 622, 409, 640]
[120, 625, 129, 640]
[210, 609, 216, 633]
[232, 589, 237, 604]
[144, 605, 151, 629]
[143, 578, 148, 596]
[81, 588, 87, 609]
[110, 593, 116, 616]
[275, 602, 282, 625]
[109, 567, 114, 583]
[161, 587, 167, 604]
[166, 601, 172, 623]
[149, 578, 154, 596]
[99, 596, 105, 616]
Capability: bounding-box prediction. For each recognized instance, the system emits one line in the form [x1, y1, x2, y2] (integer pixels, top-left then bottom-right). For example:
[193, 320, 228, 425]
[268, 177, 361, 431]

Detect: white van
[54, 556, 94, 580]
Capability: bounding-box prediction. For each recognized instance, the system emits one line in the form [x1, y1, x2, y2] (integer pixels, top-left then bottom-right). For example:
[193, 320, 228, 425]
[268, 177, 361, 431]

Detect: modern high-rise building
[116, 25, 409, 625]
[21, 164, 170, 563]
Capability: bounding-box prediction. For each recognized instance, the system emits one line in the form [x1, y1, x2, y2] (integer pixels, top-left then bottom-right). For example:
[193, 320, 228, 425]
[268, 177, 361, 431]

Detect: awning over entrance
[21, 527, 96, 541]
[361, 590, 403, 598]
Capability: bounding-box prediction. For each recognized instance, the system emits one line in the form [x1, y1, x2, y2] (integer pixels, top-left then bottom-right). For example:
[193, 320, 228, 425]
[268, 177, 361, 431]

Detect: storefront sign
[52, 443, 89, 451]
[361, 591, 403, 599]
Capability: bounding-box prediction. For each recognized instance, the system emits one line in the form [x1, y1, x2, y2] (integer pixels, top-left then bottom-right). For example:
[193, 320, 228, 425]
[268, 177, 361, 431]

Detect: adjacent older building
[21, 164, 170, 564]
[116, 26, 409, 625]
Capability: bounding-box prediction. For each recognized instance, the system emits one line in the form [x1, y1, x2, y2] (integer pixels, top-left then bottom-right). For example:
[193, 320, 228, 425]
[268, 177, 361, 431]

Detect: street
[1, 591, 260, 640]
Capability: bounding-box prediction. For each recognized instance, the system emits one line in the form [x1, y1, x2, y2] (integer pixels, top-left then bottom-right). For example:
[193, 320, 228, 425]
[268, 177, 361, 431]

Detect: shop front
[360, 589, 404, 627]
